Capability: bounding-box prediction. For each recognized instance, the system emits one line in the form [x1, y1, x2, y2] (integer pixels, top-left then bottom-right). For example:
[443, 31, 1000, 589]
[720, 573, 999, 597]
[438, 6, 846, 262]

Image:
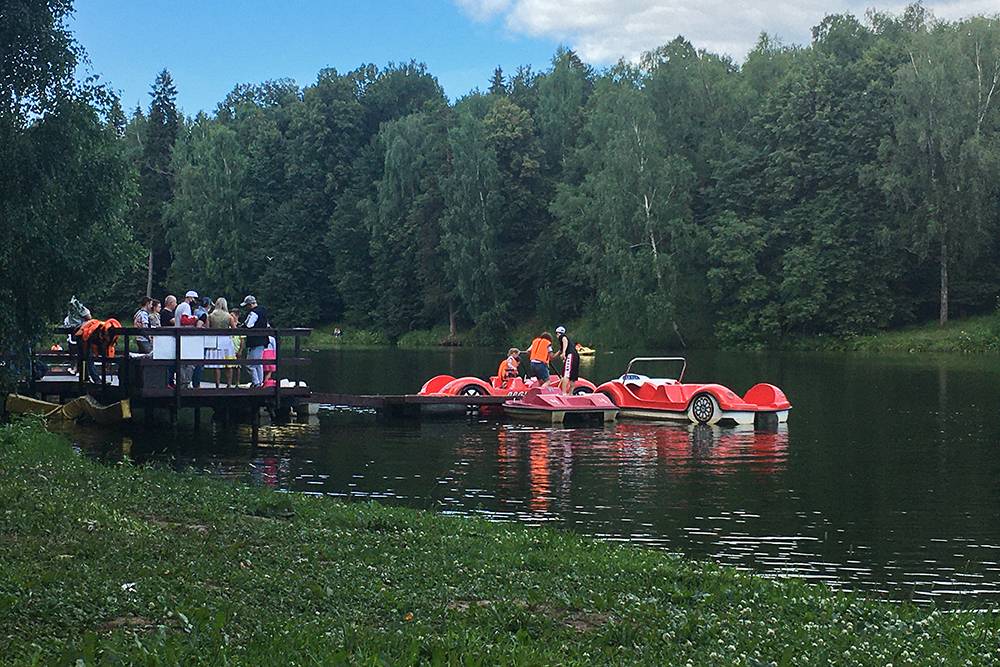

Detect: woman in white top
[206, 297, 237, 387]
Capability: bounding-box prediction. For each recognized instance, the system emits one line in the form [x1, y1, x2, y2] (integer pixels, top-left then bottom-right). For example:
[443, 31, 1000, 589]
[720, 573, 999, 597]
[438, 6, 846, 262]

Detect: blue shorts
[530, 360, 550, 381]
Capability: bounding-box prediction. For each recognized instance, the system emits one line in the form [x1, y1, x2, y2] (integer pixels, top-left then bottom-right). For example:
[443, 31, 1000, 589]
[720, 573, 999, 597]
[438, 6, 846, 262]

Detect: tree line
[5, 1, 1000, 359]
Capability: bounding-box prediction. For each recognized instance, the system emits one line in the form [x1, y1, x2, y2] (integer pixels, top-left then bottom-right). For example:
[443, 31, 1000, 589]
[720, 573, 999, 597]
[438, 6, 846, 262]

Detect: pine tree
[488, 66, 507, 96]
[138, 69, 179, 296]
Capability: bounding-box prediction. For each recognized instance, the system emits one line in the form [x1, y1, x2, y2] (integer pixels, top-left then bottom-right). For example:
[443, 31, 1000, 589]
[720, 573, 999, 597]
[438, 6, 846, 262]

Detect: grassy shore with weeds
[792, 313, 1000, 354]
[3, 422, 1000, 665]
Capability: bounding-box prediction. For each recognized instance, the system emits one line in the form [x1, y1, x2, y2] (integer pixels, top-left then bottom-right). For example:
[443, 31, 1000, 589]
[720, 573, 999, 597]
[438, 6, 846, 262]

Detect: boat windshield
[623, 357, 687, 382]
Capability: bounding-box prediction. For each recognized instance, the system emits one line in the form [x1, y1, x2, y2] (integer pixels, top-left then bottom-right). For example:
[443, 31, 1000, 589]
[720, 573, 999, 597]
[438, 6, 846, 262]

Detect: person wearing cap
[175, 290, 198, 326]
[553, 325, 579, 395]
[172, 291, 199, 386]
[238, 295, 270, 387]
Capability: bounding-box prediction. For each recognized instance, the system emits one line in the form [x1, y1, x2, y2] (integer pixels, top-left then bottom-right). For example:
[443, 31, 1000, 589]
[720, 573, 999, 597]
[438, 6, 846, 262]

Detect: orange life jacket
[75, 318, 119, 358]
[529, 337, 551, 364]
[497, 357, 519, 386]
[100, 319, 121, 357]
[76, 319, 102, 342]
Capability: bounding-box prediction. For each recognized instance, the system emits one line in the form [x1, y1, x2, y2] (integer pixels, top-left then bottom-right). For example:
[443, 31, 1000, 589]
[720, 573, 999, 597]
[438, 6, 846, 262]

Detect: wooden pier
[19, 326, 529, 428]
[25, 326, 313, 438]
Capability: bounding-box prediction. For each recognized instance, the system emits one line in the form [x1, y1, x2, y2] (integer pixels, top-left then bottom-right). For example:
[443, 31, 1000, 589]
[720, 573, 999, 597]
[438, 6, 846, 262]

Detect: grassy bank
[794, 313, 1000, 354]
[300, 325, 389, 349]
[2, 422, 999, 665]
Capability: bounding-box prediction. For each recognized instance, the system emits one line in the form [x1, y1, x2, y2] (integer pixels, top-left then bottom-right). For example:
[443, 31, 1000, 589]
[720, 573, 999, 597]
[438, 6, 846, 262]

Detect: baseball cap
[555, 325, 566, 335]
[184, 290, 199, 299]
[240, 295, 257, 307]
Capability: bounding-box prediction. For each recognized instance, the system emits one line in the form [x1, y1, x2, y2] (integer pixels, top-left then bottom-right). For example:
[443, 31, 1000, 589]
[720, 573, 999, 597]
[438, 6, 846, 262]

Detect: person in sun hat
[238, 295, 270, 387]
[553, 325, 579, 395]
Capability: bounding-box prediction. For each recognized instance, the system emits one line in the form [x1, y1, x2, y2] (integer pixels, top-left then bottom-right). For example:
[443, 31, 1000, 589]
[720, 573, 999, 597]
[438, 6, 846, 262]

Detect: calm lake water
[70, 348, 1000, 606]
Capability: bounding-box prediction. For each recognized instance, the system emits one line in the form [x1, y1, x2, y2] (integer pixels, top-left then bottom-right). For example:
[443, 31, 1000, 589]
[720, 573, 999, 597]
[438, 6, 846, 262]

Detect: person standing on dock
[149, 299, 162, 328]
[527, 332, 553, 386]
[161, 295, 176, 327]
[132, 297, 153, 354]
[174, 291, 198, 386]
[239, 295, 270, 387]
[207, 297, 236, 388]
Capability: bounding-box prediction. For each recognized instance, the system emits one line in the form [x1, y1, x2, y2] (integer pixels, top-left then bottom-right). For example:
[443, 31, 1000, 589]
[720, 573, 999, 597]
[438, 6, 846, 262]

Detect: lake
[71, 347, 1000, 606]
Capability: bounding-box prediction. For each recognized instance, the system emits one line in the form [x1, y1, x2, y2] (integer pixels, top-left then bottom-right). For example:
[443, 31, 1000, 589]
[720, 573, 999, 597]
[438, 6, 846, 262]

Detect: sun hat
[184, 290, 199, 299]
[240, 295, 257, 307]
[555, 325, 566, 335]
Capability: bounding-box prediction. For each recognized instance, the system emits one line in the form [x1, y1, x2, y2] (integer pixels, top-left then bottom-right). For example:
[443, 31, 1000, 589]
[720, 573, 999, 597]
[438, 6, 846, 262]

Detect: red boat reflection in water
[527, 431, 550, 513]
[494, 422, 789, 515]
[614, 422, 789, 476]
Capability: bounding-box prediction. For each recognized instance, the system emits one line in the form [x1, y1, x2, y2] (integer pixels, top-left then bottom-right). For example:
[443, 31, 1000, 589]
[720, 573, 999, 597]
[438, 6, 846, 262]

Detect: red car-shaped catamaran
[595, 357, 791, 426]
[419, 373, 597, 398]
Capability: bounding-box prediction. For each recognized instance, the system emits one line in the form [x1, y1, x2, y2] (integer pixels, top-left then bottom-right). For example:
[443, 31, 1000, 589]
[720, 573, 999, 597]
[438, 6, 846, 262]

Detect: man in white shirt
[173, 290, 198, 385]
[174, 290, 197, 325]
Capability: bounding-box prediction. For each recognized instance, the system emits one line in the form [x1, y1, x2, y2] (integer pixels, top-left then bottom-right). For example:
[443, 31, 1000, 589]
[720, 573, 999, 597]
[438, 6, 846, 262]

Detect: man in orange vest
[527, 332, 553, 386]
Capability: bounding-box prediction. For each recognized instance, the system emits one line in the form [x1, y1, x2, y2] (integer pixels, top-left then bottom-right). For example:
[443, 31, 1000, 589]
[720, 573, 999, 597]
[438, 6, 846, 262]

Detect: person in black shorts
[554, 326, 579, 394]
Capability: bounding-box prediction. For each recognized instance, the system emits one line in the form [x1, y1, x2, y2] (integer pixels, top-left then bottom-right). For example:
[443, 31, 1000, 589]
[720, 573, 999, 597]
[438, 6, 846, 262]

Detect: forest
[6, 1, 1000, 353]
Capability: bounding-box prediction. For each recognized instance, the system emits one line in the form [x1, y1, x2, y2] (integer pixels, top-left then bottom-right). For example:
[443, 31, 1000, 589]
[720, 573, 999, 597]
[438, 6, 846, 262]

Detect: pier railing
[37, 326, 312, 402]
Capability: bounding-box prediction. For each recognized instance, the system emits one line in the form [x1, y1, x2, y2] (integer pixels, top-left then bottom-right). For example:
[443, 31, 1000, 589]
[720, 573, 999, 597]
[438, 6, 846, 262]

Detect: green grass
[299, 325, 389, 349]
[796, 313, 1000, 353]
[2, 421, 1000, 665]
[396, 326, 466, 348]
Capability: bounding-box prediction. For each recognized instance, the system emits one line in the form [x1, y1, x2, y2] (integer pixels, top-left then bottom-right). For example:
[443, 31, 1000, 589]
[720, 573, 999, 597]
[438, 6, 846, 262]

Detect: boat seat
[632, 384, 662, 401]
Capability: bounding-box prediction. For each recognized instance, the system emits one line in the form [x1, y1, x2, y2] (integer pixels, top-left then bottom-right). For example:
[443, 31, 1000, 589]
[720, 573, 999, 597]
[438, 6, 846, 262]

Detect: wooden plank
[136, 358, 309, 367]
[309, 393, 507, 408]
[141, 386, 310, 399]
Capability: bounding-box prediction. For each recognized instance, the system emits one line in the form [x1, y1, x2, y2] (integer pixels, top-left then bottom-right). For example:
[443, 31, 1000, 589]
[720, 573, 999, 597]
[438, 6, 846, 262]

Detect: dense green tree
[1, 0, 138, 377]
[369, 105, 451, 336]
[440, 96, 510, 335]
[21, 0, 995, 350]
[166, 115, 253, 301]
[136, 69, 179, 297]
[555, 67, 695, 344]
[881, 15, 1000, 324]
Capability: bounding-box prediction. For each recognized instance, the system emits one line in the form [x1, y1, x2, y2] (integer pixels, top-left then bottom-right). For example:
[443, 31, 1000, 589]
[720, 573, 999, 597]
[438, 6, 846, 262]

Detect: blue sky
[70, 1, 562, 116]
[71, 0, 990, 116]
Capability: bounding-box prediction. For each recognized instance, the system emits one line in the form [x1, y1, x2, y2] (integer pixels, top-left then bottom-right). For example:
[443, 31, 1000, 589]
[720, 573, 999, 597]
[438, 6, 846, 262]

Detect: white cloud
[456, 0, 999, 63]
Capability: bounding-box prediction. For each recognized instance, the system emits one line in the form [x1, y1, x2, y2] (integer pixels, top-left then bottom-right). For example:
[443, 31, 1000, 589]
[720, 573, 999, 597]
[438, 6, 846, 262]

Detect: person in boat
[132, 296, 154, 354]
[495, 348, 520, 389]
[553, 325, 579, 395]
[527, 332, 553, 386]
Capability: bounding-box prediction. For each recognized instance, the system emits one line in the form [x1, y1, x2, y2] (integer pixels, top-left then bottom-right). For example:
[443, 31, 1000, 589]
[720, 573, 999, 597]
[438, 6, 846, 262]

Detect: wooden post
[294, 334, 301, 389]
[193, 407, 201, 431]
[174, 328, 181, 407]
[251, 406, 260, 445]
[121, 331, 130, 394]
[273, 333, 281, 407]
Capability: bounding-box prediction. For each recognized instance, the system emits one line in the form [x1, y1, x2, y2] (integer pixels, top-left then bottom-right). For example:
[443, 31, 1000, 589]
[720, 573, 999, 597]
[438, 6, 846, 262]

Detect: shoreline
[305, 313, 1000, 355]
[2, 421, 999, 664]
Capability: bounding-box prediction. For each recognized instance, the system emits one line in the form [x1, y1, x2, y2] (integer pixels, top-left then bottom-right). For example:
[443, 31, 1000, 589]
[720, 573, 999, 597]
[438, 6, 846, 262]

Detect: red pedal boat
[419, 373, 597, 398]
[503, 387, 619, 424]
[595, 357, 791, 426]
